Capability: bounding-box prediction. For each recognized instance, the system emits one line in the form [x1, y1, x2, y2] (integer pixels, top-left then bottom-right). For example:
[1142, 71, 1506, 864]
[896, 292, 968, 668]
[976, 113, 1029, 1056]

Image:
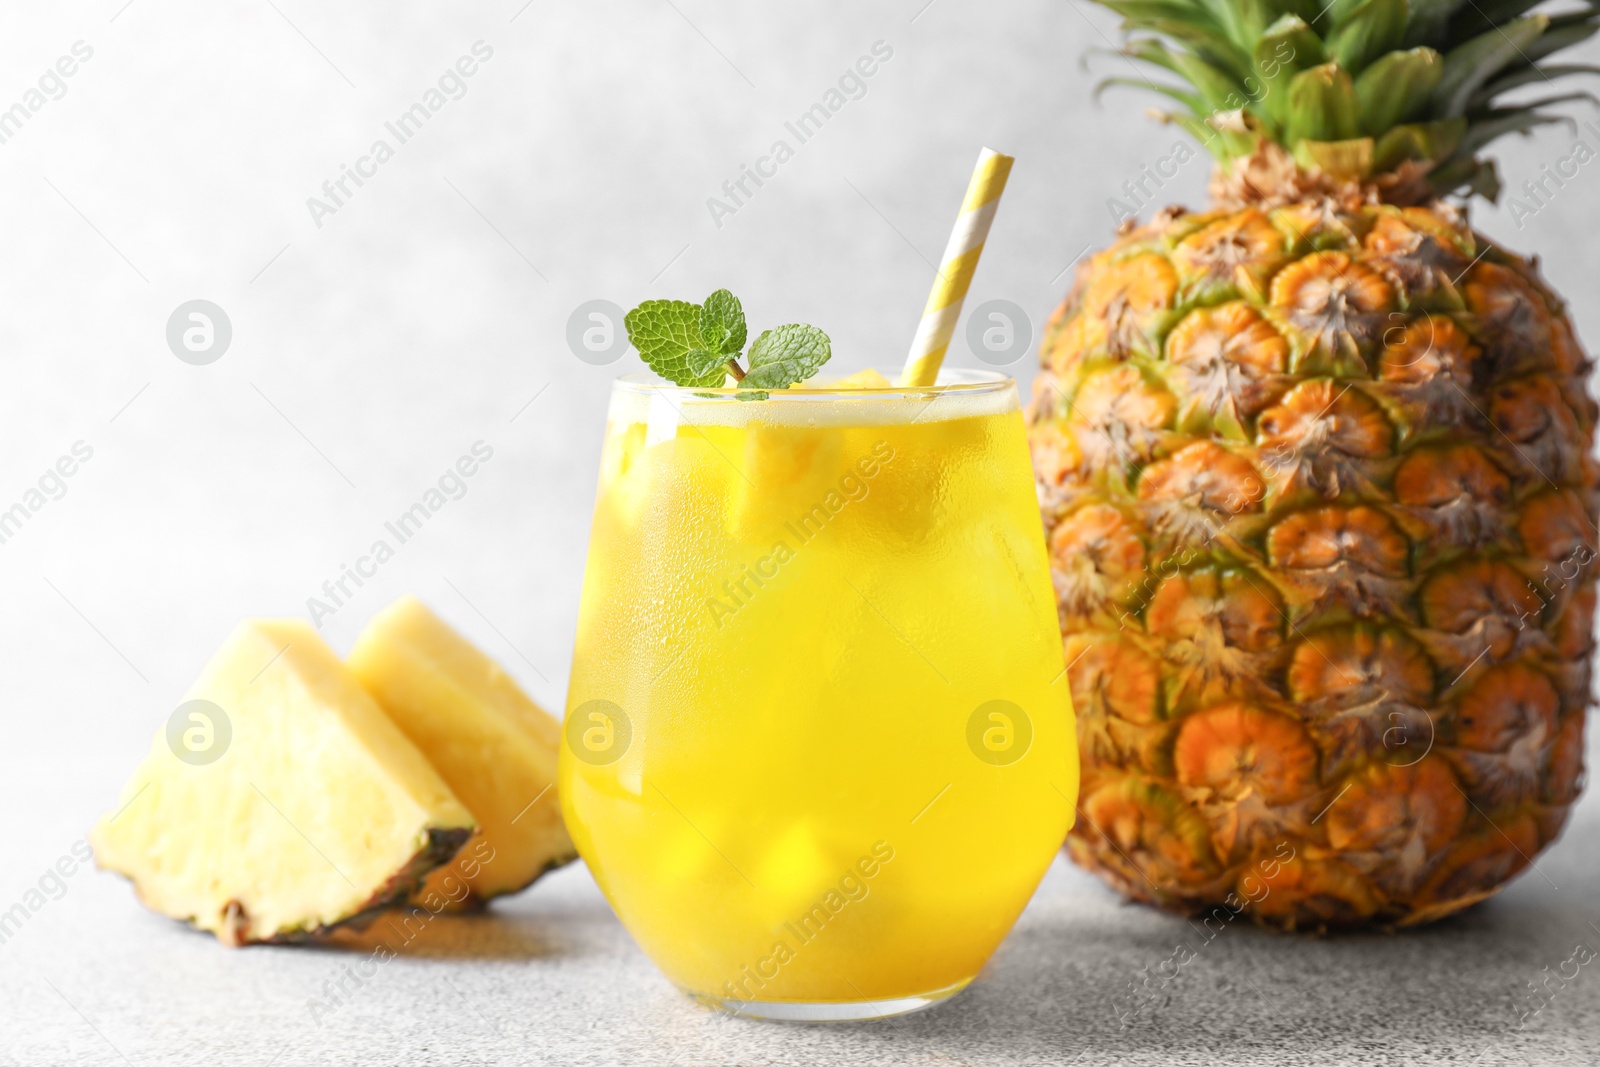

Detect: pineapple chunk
[827, 368, 893, 389]
[348, 596, 576, 906]
[796, 368, 894, 389]
[91, 620, 475, 945]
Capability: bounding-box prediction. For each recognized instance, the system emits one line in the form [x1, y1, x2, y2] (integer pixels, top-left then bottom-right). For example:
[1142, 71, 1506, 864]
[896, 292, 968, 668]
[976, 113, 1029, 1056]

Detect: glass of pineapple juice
[561, 368, 1077, 1021]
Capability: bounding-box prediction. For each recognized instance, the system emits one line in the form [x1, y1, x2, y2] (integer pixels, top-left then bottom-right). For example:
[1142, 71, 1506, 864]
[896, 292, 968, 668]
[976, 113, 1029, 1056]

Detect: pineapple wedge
[348, 596, 575, 906]
[91, 619, 475, 945]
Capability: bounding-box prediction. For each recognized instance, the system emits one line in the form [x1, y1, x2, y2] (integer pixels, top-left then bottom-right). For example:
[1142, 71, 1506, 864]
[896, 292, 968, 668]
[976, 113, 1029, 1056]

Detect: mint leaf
[699, 289, 747, 357]
[683, 348, 729, 379]
[740, 324, 832, 390]
[623, 300, 727, 387]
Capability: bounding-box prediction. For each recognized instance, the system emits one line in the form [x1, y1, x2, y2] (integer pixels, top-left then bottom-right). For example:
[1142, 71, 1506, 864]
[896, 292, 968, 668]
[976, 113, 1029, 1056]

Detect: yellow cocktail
[562, 369, 1077, 1020]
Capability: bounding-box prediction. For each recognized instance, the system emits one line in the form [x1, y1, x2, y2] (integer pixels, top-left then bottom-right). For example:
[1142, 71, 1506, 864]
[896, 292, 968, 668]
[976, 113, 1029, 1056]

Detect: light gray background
[2, 1, 1598, 1064]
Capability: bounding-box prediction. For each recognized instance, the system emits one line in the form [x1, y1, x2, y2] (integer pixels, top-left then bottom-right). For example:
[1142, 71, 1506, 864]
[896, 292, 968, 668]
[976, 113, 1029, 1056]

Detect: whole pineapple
[1035, 0, 1600, 928]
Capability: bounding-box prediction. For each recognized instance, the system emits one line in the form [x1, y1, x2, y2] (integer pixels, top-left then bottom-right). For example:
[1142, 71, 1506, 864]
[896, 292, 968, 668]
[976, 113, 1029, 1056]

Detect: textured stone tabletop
[4, 746, 1598, 1066]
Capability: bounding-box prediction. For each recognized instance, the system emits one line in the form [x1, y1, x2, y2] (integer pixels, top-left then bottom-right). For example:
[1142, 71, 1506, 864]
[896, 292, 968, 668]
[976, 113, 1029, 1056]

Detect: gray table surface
[3, 0, 1600, 1063]
[3, 697, 1600, 1062]
[3, 764, 1597, 1066]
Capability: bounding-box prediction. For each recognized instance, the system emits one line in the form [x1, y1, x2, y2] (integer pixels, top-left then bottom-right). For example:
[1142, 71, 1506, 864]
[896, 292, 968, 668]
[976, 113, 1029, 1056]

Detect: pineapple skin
[1030, 199, 1596, 929]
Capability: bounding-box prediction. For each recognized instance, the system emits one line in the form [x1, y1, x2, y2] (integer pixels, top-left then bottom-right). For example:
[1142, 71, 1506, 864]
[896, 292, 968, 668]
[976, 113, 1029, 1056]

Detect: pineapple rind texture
[1032, 201, 1596, 929]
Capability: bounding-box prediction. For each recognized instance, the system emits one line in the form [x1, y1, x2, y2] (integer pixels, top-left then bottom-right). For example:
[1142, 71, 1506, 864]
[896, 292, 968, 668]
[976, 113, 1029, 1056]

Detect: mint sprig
[623, 288, 830, 391]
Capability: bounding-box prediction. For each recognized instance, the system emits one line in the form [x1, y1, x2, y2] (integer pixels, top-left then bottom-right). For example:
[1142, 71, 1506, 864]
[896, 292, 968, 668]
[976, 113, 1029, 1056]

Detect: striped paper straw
[898, 147, 1014, 387]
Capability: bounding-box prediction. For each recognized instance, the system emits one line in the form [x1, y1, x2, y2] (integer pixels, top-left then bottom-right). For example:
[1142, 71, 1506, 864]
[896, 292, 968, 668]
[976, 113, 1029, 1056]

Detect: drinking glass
[560, 369, 1077, 1021]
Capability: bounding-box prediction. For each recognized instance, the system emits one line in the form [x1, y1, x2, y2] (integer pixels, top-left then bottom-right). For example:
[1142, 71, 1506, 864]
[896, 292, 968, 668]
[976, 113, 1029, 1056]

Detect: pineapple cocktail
[562, 367, 1077, 1019]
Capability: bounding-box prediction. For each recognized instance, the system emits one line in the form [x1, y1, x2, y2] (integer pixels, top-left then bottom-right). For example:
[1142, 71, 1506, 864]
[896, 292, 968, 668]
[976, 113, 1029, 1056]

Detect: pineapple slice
[348, 596, 575, 906]
[91, 619, 475, 945]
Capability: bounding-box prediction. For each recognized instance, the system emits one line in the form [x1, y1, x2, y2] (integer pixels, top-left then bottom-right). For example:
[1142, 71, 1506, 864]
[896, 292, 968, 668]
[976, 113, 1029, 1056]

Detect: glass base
[690, 979, 971, 1022]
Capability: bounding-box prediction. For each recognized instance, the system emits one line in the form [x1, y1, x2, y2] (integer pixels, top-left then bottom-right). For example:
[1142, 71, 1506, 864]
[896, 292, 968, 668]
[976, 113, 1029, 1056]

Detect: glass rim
[611, 367, 1014, 400]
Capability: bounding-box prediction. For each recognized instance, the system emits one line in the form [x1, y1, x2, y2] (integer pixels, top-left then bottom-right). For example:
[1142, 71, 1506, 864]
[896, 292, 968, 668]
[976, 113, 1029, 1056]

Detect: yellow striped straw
[898, 147, 1014, 387]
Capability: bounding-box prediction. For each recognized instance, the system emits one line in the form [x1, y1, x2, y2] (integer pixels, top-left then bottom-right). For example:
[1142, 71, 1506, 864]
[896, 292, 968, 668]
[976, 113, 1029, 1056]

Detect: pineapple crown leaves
[1091, 0, 1600, 199]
